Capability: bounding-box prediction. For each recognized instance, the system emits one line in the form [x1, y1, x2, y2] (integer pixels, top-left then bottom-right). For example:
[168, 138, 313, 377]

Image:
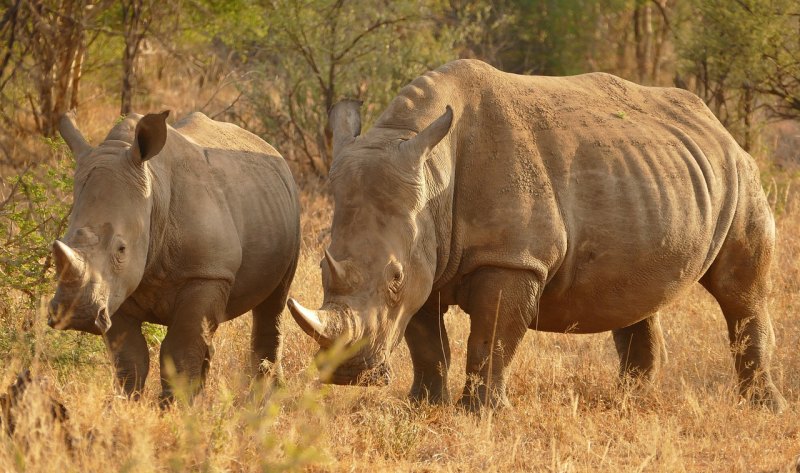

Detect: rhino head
[288, 99, 453, 385]
[47, 111, 169, 335]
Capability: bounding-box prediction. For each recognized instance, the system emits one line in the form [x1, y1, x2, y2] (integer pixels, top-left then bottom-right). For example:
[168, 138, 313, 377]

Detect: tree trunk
[120, 0, 144, 116]
[69, 40, 85, 110]
[23, 0, 87, 136]
[742, 84, 753, 151]
[121, 42, 134, 115]
[633, 4, 652, 83]
[650, 0, 669, 83]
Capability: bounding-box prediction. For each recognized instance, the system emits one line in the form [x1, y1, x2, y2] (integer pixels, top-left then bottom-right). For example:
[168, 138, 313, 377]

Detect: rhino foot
[158, 390, 175, 409]
[456, 395, 510, 414]
[746, 383, 787, 414]
[408, 386, 450, 406]
[457, 384, 511, 413]
[255, 359, 285, 385]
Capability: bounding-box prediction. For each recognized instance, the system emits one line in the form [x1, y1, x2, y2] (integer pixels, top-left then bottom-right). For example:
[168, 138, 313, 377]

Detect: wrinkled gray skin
[289, 59, 785, 412]
[49, 111, 300, 403]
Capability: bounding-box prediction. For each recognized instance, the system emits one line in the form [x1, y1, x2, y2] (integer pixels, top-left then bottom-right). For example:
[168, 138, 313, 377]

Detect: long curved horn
[58, 111, 92, 158]
[288, 298, 334, 347]
[323, 249, 346, 289]
[53, 240, 85, 282]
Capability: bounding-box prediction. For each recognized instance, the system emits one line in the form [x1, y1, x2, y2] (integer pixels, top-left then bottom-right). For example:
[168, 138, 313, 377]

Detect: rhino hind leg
[701, 279, 785, 412]
[700, 200, 785, 412]
[457, 267, 538, 411]
[405, 301, 451, 404]
[158, 280, 226, 406]
[251, 256, 296, 383]
[612, 313, 666, 383]
[250, 288, 289, 383]
[103, 312, 149, 399]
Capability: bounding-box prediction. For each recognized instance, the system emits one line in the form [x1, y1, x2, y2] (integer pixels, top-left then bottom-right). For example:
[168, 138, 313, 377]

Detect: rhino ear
[58, 110, 92, 158]
[131, 110, 170, 163]
[328, 99, 362, 158]
[400, 106, 453, 168]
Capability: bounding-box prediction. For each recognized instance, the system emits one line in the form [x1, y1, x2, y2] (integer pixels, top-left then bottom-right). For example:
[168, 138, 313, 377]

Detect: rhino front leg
[612, 312, 666, 383]
[405, 301, 451, 404]
[159, 280, 227, 406]
[458, 267, 537, 411]
[103, 311, 149, 399]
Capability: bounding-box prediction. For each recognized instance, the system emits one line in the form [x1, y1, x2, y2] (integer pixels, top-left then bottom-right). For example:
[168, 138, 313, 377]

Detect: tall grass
[1, 60, 799, 471]
[0, 177, 798, 472]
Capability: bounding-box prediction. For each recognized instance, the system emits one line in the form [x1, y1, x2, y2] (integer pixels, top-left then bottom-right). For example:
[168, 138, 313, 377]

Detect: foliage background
[1, 0, 799, 471]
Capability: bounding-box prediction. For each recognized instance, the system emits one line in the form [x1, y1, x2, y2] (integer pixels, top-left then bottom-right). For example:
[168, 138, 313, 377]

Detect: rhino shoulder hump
[437, 58, 495, 75]
[173, 111, 211, 128]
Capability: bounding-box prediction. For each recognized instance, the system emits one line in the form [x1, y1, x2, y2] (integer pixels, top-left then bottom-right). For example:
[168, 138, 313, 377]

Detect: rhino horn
[288, 298, 365, 349]
[324, 249, 346, 288]
[400, 105, 453, 167]
[328, 99, 362, 158]
[58, 111, 92, 158]
[53, 240, 85, 283]
[288, 298, 337, 347]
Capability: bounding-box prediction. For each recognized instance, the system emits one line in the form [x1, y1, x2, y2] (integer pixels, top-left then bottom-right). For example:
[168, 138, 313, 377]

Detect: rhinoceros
[49, 111, 300, 402]
[288, 59, 785, 411]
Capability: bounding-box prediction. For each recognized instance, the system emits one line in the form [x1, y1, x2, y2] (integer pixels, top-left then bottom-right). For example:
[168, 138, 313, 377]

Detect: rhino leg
[405, 301, 451, 404]
[458, 267, 537, 411]
[702, 283, 784, 412]
[103, 311, 149, 399]
[250, 291, 289, 382]
[612, 312, 665, 383]
[700, 198, 785, 412]
[158, 280, 226, 406]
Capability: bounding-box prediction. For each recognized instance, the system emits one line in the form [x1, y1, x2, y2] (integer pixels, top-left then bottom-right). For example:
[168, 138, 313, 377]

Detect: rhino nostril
[47, 300, 59, 326]
[94, 307, 111, 333]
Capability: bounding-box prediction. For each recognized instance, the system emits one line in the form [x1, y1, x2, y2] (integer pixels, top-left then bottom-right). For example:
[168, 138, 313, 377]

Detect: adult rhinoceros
[288, 59, 785, 411]
[49, 111, 300, 403]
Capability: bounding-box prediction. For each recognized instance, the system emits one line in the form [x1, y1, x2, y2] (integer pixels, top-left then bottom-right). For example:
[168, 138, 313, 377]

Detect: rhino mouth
[323, 358, 392, 386]
[47, 302, 111, 335]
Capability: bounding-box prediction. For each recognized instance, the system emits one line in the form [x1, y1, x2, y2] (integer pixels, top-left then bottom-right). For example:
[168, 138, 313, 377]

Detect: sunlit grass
[1, 179, 799, 472]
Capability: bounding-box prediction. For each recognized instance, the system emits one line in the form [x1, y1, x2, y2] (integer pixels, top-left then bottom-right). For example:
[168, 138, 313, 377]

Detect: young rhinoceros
[49, 111, 300, 403]
[288, 59, 785, 412]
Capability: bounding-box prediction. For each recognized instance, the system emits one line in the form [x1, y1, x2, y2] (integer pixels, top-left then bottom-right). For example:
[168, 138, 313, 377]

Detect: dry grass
[1, 179, 799, 473]
[2, 62, 800, 470]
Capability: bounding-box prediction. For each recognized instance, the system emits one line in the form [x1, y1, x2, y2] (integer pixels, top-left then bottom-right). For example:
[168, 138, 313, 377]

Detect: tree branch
[333, 17, 407, 62]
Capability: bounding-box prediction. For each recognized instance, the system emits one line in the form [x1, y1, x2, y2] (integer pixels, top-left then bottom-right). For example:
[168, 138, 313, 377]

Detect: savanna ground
[3, 1, 800, 471]
[2, 162, 800, 472]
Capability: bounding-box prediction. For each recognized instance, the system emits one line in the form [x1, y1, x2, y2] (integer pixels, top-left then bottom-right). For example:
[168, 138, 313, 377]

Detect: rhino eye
[113, 242, 128, 267]
[387, 262, 404, 296]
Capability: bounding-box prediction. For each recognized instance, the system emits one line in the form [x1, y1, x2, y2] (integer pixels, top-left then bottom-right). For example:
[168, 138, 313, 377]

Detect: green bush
[0, 138, 73, 305]
[0, 139, 107, 377]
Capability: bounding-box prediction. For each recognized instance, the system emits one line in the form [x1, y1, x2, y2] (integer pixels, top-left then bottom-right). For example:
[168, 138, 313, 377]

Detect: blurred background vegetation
[0, 0, 799, 357]
[2, 0, 799, 169]
[0, 4, 799, 469]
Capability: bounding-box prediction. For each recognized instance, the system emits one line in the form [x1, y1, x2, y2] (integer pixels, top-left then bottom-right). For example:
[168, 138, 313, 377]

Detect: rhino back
[397, 61, 761, 333]
[138, 113, 299, 321]
[493, 72, 746, 332]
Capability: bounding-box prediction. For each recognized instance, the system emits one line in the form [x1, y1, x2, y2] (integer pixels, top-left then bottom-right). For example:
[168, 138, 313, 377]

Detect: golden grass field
[1, 173, 799, 473]
[1, 71, 800, 470]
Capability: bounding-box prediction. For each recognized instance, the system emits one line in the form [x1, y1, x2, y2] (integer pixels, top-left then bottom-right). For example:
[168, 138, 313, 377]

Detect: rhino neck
[422, 135, 459, 290]
[141, 156, 171, 277]
[372, 65, 477, 291]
